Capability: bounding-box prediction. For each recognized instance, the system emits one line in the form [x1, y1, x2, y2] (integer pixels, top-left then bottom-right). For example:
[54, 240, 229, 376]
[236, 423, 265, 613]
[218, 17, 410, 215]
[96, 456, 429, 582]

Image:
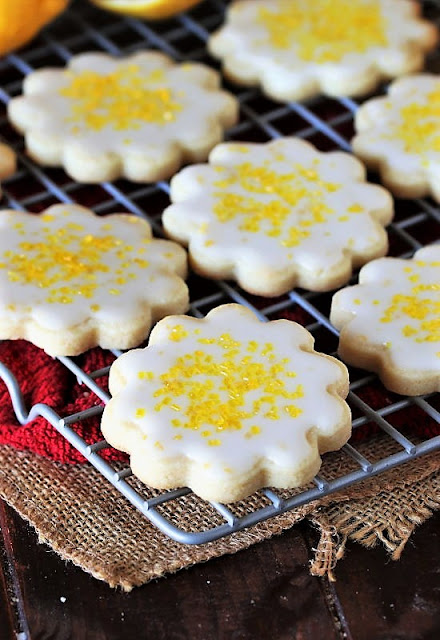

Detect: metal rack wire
[0, 0, 439, 544]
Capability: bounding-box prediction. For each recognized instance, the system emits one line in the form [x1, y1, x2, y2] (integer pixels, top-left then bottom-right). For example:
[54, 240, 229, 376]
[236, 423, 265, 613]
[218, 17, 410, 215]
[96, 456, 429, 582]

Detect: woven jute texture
[0, 436, 439, 591]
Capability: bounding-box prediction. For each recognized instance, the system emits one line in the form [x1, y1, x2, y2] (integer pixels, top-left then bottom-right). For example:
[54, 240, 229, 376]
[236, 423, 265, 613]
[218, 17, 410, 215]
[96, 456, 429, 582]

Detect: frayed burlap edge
[0, 440, 439, 590]
[309, 471, 440, 581]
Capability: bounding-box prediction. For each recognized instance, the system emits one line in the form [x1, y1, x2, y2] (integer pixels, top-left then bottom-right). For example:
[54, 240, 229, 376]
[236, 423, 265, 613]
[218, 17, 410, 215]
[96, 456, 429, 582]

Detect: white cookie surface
[101, 304, 351, 503]
[7, 52, 238, 183]
[330, 245, 440, 395]
[163, 138, 393, 296]
[353, 74, 440, 201]
[208, 0, 437, 101]
[0, 204, 188, 355]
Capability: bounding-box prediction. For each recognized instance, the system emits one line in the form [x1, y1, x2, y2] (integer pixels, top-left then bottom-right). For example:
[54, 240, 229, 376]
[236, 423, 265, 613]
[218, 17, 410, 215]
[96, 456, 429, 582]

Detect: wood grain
[1, 504, 340, 640]
[326, 515, 440, 640]
[1, 501, 440, 640]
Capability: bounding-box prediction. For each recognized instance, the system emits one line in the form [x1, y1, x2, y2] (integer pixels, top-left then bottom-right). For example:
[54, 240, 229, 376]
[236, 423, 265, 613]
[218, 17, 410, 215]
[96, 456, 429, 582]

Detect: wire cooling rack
[0, 0, 439, 544]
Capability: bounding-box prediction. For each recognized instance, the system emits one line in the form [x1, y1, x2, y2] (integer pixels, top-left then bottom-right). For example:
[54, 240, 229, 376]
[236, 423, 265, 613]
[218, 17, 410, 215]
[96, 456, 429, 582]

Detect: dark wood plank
[0, 570, 15, 640]
[6, 494, 440, 640]
[305, 511, 440, 640]
[2, 502, 341, 640]
[0, 501, 29, 639]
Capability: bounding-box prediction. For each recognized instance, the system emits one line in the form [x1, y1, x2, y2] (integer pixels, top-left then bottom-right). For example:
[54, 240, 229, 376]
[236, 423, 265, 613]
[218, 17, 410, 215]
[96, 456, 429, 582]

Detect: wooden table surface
[1, 497, 439, 640]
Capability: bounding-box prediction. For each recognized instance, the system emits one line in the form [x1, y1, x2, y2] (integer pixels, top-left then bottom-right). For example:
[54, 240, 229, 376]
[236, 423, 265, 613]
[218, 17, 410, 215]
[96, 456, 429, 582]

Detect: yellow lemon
[91, 0, 203, 19]
[0, 1, 69, 57]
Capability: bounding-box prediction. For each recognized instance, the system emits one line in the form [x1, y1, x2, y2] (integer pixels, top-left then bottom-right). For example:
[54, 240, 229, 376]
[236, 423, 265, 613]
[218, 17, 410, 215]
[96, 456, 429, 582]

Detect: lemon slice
[91, 0, 202, 19]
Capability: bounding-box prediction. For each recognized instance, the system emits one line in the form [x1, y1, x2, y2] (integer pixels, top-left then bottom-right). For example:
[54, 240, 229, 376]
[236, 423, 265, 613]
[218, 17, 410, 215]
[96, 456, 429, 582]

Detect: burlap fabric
[0, 436, 438, 591]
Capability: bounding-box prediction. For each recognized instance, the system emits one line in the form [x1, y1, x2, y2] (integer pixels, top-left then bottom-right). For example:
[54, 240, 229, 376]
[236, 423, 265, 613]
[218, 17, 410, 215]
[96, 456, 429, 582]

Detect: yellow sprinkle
[347, 204, 363, 213]
[402, 325, 417, 337]
[247, 340, 258, 353]
[212, 161, 339, 249]
[66, 222, 84, 231]
[60, 65, 182, 131]
[231, 144, 250, 153]
[138, 371, 154, 380]
[134, 258, 149, 268]
[395, 87, 440, 156]
[381, 292, 440, 342]
[169, 324, 189, 342]
[245, 425, 261, 439]
[90, 304, 100, 312]
[152, 334, 304, 433]
[208, 439, 222, 447]
[257, 1, 387, 62]
[284, 405, 303, 418]
[135, 408, 146, 418]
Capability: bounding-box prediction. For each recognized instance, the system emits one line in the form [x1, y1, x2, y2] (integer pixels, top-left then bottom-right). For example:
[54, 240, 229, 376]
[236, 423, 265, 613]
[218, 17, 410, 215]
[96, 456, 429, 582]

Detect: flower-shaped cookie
[353, 74, 440, 201]
[7, 52, 239, 183]
[0, 143, 16, 197]
[330, 245, 440, 395]
[0, 204, 188, 356]
[162, 138, 394, 296]
[208, 0, 437, 101]
[101, 304, 351, 503]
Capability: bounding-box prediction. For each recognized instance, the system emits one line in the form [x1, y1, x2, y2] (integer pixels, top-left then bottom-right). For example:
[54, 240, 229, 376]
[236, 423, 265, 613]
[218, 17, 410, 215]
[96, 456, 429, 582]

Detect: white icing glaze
[103, 304, 350, 481]
[0, 204, 188, 331]
[353, 74, 440, 199]
[163, 138, 393, 294]
[208, 0, 436, 100]
[7, 52, 238, 180]
[331, 244, 440, 373]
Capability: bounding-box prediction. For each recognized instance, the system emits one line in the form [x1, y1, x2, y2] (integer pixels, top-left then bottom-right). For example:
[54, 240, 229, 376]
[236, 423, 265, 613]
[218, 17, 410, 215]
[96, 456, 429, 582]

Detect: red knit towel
[0, 340, 438, 464]
[0, 340, 127, 463]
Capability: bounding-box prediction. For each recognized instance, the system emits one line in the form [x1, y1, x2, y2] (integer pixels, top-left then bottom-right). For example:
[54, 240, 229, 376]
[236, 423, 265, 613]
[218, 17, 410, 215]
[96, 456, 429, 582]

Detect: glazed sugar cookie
[330, 245, 440, 396]
[208, 0, 438, 101]
[353, 74, 440, 201]
[101, 304, 351, 503]
[0, 204, 188, 356]
[7, 52, 238, 183]
[0, 143, 16, 196]
[162, 138, 394, 296]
